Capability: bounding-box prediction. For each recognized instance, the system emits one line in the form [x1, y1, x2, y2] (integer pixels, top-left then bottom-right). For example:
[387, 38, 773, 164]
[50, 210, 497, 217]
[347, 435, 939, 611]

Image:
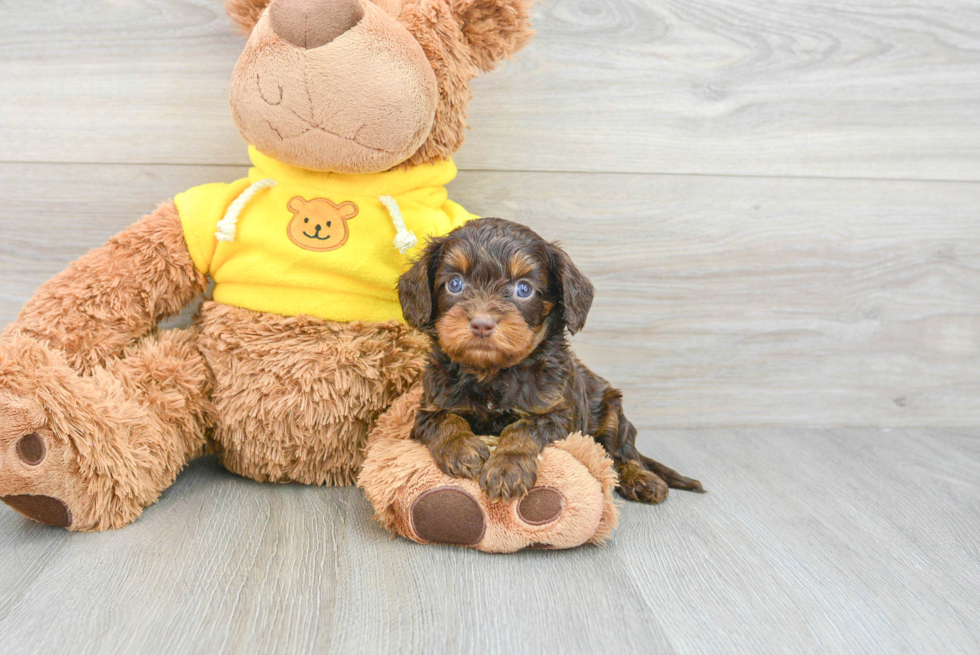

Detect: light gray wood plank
[0, 461, 346, 655]
[0, 429, 978, 654]
[617, 427, 980, 654]
[324, 490, 676, 655]
[466, 0, 980, 180]
[2, 162, 976, 427]
[0, 0, 244, 166]
[0, 458, 677, 655]
[1, 0, 979, 180]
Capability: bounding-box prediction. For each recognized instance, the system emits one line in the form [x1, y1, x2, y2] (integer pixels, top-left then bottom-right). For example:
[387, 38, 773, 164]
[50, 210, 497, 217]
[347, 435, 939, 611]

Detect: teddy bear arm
[4, 200, 206, 374]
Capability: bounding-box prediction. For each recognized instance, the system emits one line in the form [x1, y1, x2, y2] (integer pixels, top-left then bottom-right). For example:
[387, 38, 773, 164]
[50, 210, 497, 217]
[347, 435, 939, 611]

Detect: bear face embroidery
[286, 196, 359, 252]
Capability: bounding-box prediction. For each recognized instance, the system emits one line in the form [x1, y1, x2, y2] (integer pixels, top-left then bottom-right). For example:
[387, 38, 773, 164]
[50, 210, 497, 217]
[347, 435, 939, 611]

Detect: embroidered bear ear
[225, 0, 273, 36]
[287, 196, 307, 215]
[449, 0, 534, 73]
[338, 202, 359, 220]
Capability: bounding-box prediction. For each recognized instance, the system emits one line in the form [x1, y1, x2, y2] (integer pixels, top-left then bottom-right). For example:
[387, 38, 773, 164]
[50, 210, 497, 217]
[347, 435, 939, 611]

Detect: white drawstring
[379, 195, 418, 254]
[216, 181, 417, 255]
[216, 178, 278, 243]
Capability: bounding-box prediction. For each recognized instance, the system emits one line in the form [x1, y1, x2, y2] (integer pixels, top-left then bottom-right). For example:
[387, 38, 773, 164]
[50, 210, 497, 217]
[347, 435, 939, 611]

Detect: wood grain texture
[0, 428, 977, 654]
[1, 163, 977, 427]
[1, 0, 979, 179]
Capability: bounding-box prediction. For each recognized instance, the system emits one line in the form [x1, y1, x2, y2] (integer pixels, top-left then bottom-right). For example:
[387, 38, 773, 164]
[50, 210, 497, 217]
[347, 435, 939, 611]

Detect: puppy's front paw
[430, 435, 490, 480]
[480, 450, 538, 502]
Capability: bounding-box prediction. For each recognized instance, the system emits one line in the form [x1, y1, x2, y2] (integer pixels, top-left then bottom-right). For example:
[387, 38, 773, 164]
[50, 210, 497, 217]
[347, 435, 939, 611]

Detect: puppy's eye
[514, 281, 533, 299]
[447, 276, 465, 294]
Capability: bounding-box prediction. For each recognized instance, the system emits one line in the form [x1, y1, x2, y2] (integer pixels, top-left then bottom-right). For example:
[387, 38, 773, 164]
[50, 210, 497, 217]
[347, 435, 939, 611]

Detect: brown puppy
[399, 217, 704, 503]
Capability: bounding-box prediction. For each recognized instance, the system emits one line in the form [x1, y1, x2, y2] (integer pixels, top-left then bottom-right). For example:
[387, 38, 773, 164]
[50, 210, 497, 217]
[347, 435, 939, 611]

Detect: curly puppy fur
[399, 218, 705, 503]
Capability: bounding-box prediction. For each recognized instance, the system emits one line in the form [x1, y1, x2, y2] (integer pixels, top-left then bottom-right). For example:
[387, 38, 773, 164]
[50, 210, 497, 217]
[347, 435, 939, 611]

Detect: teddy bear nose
[469, 316, 497, 338]
[269, 0, 365, 50]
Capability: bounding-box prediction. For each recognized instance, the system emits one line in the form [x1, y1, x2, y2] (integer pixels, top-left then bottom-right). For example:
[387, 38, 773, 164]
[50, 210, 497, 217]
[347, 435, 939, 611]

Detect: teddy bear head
[224, 0, 533, 174]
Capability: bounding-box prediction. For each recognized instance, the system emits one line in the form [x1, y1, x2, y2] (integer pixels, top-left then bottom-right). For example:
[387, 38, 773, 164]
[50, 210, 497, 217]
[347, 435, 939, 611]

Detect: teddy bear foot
[410, 486, 485, 546]
[361, 432, 620, 553]
[0, 428, 77, 528]
[0, 331, 213, 531]
[2, 495, 72, 528]
[358, 385, 621, 553]
[409, 485, 569, 548]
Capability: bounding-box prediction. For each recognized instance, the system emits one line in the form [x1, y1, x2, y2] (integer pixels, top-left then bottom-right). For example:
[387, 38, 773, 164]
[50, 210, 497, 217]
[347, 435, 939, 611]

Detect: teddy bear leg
[0, 330, 213, 531]
[358, 387, 620, 553]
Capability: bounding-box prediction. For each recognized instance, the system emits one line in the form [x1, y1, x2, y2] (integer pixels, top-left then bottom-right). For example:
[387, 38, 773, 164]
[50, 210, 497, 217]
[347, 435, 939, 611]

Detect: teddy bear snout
[269, 0, 365, 50]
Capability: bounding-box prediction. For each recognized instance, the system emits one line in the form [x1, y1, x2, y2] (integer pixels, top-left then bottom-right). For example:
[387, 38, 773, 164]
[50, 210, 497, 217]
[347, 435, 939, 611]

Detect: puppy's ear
[225, 0, 272, 35]
[547, 241, 594, 335]
[450, 0, 534, 73]
[398, 238, 446, 330]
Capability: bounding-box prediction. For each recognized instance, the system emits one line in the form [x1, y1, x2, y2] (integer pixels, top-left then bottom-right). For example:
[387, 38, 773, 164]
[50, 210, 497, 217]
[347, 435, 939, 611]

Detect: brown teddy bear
[0, 0, 618, 552]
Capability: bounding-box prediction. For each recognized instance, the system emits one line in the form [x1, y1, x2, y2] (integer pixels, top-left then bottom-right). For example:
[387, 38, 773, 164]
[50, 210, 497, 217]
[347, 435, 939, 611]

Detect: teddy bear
[0, 0, 619, 552]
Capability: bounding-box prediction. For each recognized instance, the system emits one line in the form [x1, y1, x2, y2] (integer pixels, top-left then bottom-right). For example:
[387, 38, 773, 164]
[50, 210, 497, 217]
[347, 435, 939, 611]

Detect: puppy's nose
[269, 0, 365, 50]
[470, 316, 497, 338]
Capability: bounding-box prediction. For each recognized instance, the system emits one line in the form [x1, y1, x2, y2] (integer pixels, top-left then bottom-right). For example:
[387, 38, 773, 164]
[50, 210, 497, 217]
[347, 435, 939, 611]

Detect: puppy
[399, 217, 704, 503]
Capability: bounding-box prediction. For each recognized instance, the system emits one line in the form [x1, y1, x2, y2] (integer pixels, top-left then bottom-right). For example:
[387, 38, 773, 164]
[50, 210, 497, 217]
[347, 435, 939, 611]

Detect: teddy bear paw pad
[517, 487, 565, 525]
[1, 495, 72, 527]
[16, 432, 46, 465]
[410, 486, 485, 546]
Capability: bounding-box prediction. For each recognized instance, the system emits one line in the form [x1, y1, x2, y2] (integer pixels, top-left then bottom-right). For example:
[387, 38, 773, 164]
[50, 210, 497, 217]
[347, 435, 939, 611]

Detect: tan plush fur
[0, 301, 426, 530]
[551, 433, 620, 544]
[0, 330, 213, 530]
[225, 0, 273, 34]
[197, 303, 428, 485]
[358, 385, 619, 552]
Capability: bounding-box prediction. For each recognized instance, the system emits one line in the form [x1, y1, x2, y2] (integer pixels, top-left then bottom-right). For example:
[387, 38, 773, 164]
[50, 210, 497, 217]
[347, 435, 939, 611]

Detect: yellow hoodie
[175, 147, 476, 323]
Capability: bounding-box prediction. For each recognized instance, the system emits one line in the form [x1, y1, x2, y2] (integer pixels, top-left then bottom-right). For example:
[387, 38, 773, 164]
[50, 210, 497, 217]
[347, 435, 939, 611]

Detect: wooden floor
[1, 0, 979, 653]
[1, 429, 978, 654]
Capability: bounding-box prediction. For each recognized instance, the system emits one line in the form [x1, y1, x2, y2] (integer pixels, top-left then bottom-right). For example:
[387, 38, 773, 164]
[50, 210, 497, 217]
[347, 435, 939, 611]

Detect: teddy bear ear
[450, 0, 534, 72]
[288, 196, 307, 213]
[338, 202, 360, 219]
[224, 0, 273, 35]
